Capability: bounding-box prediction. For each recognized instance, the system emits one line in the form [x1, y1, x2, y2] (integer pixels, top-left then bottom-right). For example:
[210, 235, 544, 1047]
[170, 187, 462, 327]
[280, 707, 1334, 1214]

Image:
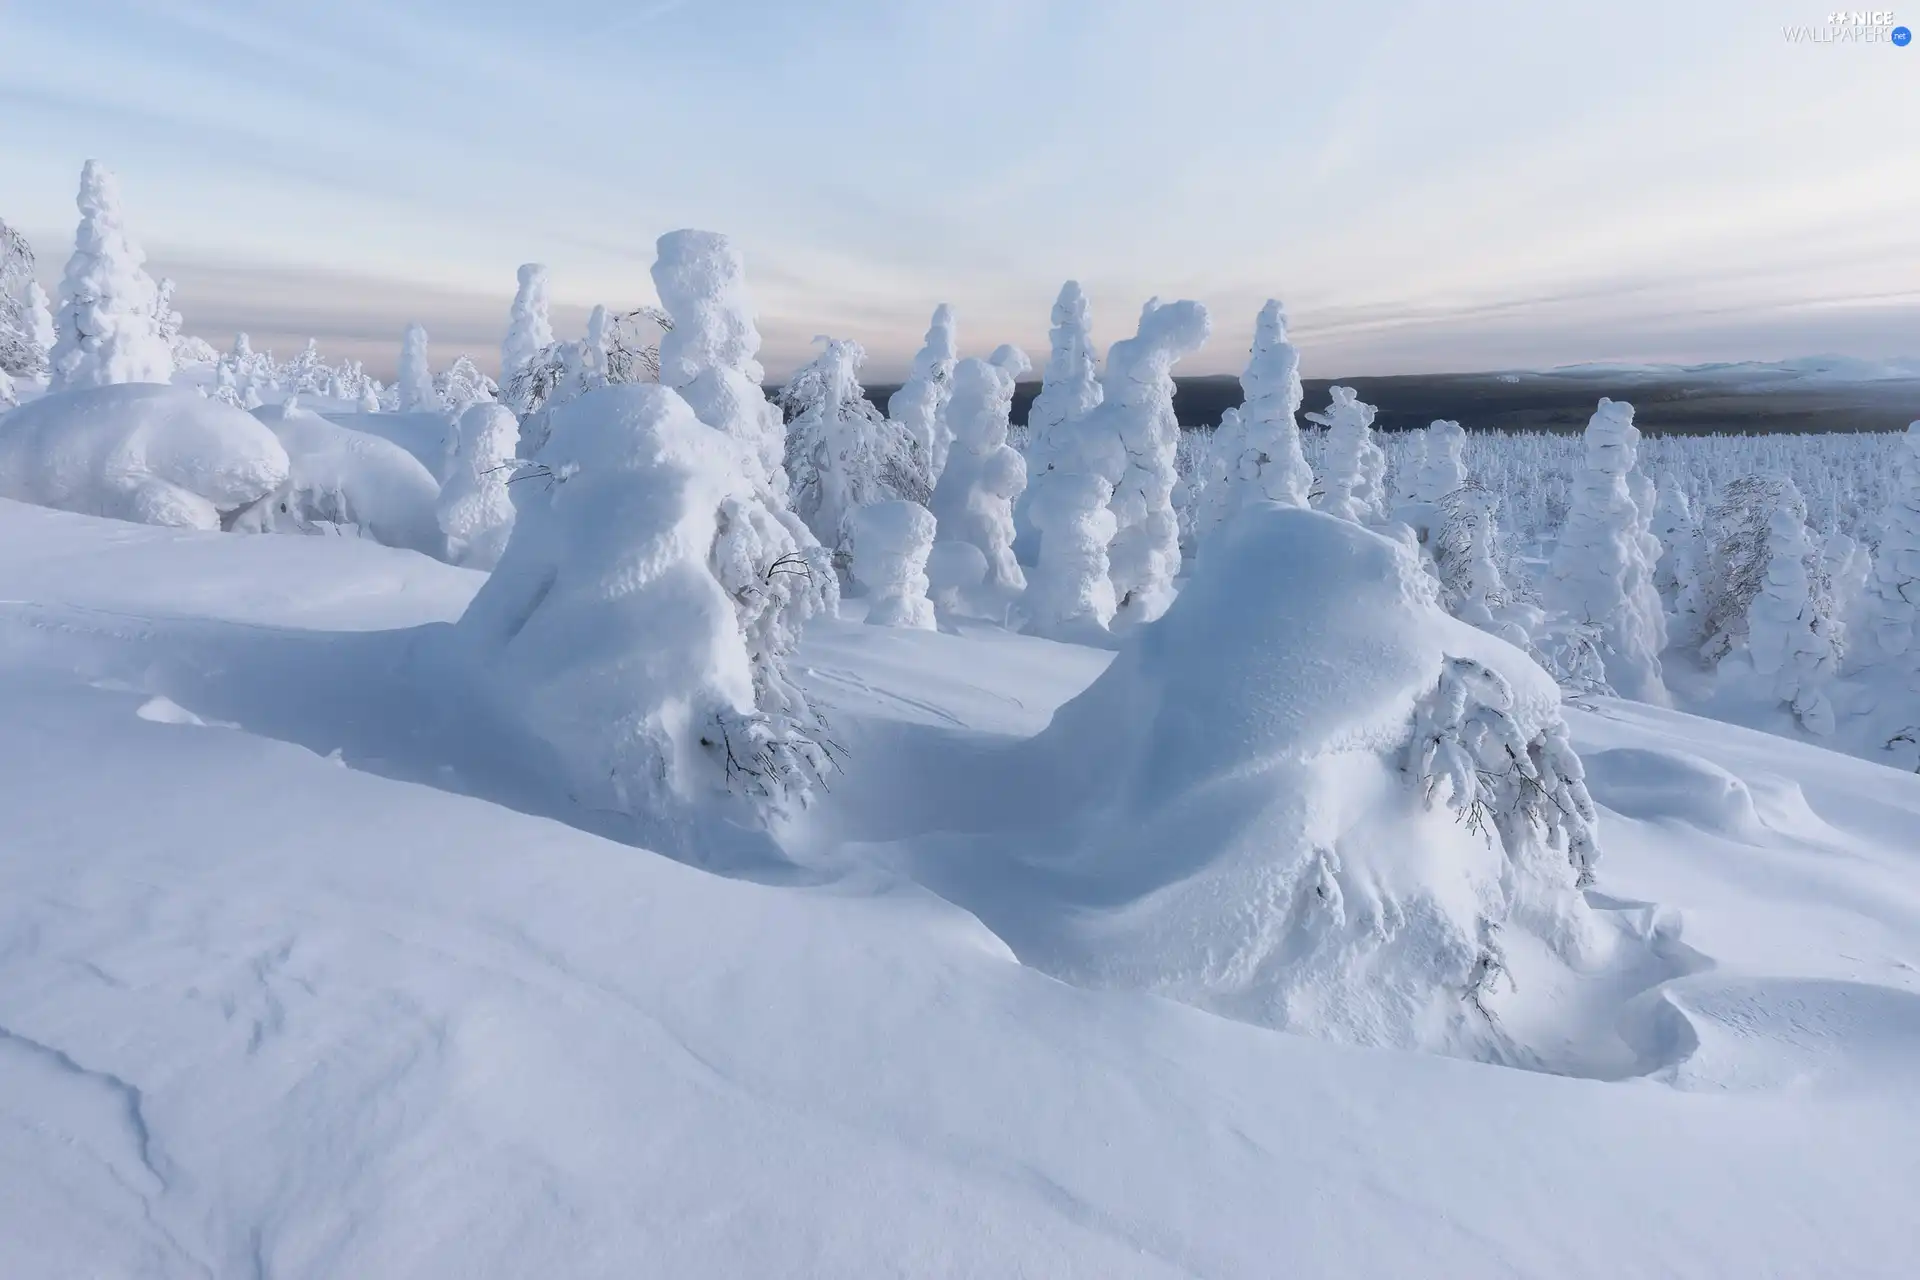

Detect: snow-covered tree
[152, 276, 184, 366]
[501, 263, 555, 413]
[1232, 299, 1313, 512]
[1548, 398, 1668, 704]
[47, 161, 174, 390]
[782, 336, 925, 561]
[887, 304, 955, 487]
[437, 402, 519, 569]
[929, 345, 1030, 611]
[1700, 473, 1807, 664]
[849, 500, 937, 629]
[1024, 281, 1102, 481]
[459, 383, 835, 836]
[437, 353, 497, 418]
[653, 230, 789, 498]
[0, 219, 48, 381]
[1022, 469, 1120, 642]
[1309, 386, 1385, 524]
[396, 323, 437, 413]
[1417, 420, 1467, 502]
[1015, 281, 1103, 564]
[1651, 474, 1707, 649]
[1746, 493, 1839, 735]
[1862, 422, 1920, 667]
[1101, 298, 1211, 629]
[650, 229, 838, 746]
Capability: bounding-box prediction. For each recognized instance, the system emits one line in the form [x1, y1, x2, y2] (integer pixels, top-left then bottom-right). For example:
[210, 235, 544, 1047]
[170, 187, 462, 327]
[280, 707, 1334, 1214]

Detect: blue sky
[4, 0, 1916, 379]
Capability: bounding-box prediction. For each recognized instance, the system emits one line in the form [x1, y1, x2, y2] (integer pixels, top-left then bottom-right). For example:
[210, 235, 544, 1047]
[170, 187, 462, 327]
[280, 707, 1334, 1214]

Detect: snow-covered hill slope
[2, 498, 1917, 1278]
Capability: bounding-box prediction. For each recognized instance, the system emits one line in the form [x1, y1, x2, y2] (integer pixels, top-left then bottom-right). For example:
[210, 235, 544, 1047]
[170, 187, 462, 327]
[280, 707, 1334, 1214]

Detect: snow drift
[1002, 504, 1600, 1052]
[0, 383, 288, 529]
[247, 401, 444, 555]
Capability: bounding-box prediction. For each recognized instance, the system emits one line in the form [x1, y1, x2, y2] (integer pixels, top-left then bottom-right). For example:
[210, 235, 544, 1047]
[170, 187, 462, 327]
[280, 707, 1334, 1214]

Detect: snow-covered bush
[929, 345, 1029, 612]
[0, 383, 288, 529]
[1308, 386, 1386, 524]
[1746, 495, 1840, 734]
[887, 304, 956, 485]
[849, 500, 937, 630]
[1098, 298, 1211, 629]
[1548, 399, 1668, 704]
[437, 402, 519, 569]
[1015, 280, 1102, 563]
[396, 324, 437, 414]
[782, 337, 925, 562]
[501, 264, 555, 412]
[47, 162, 173, 390]
[246, 400, 444, 555]
[1005, 503, 1600, 1052]
[457, 384, 834, 839]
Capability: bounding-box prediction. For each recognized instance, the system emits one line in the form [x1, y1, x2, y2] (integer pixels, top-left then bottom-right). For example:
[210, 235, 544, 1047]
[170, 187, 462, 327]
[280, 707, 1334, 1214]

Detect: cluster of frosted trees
[10, 159, 1920, 777]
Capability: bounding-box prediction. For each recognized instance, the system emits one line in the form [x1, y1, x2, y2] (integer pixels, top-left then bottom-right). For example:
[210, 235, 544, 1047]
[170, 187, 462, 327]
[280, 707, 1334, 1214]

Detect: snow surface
[2, 497, 1918, 1276]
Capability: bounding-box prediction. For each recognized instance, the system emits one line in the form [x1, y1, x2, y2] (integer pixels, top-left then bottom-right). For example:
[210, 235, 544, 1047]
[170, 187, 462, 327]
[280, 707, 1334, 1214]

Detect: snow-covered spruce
[782, 337, 924, 565]
[1098, 298, 1211, 629]
[1309, 386, 1386, 524]
[1746, 492, 1840, 735]
[1548, 398, 1669, 705]
[437, 402, 520, 569]
[1226, 299, 1313, 519]
[0, 383, 288, 529]
[0, 218, 48, 381]
[653, 230, 792, 504]
[1004, 504, 1600, 1052]
[501, 264, 555, 413]
[849, 500, 938, 630]
[457, 384, 834, 838]
[1417, 419, 1467, 503]
[887, 304, 957, 486]
[396, 323, 438, 414]
[1861, 422, 1920, 670]
[47, 161, 173, 391]
[1651, 472, 1707, 649]
[928, 344, 1030, 614]
[1699, 473, 1808, 666]
[243, 400, 444, 554]
[1015, 281, 1102, 563]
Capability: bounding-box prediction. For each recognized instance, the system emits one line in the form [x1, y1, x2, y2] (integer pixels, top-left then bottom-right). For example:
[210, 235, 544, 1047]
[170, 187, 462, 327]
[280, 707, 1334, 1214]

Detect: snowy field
[2, 500, 1919, 1277]
[5, 164, 1920, 1276]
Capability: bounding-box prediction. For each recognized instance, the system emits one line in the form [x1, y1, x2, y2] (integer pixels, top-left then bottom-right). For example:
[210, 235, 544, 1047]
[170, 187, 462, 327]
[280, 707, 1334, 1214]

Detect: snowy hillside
[3, 499, 1919, 1278]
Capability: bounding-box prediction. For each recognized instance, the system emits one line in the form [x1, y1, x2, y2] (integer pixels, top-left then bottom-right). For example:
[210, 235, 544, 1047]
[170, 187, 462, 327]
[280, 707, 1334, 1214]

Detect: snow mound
[1008, 504, 1600, 1051]
[0, 383, 288, 530]
[248, 402, 444, 556]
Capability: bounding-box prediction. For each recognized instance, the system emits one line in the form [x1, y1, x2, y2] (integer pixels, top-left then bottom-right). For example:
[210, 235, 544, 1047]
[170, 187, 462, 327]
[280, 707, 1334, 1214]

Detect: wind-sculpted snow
[247, 401, 444, 556]
[0, 383, 289, 530]
[990, 505, 1597, 1051]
